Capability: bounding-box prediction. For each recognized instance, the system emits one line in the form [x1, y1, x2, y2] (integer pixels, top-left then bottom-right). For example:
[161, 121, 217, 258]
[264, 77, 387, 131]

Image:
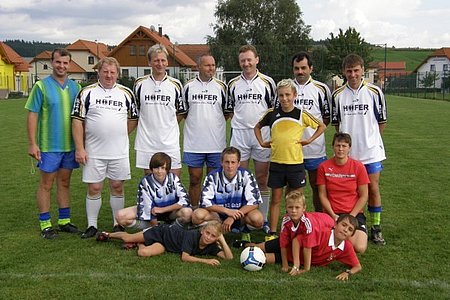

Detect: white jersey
[228, 71, 277, 130]
[182, 76, 228, 153]
[134, 74, 186, 152]
[71, 82, 137, 159]
[200, 167, 262, 209]
[136, 172, 190, 221]
[294, 77, 331, 159]
[331, 80, 387, 164]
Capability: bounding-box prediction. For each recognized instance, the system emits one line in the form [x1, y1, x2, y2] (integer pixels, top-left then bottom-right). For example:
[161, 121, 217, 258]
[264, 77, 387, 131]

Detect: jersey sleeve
[25, 82, 43, 112]
[200, 173, 217, 208]
[242, 170, 262, 206]
[174, 174, 190, 207]
[71, 87, 87, 120]
[330, 91, 340, 126]
[316, 161, 326, 185]
[302, 110, 321, 129]
[136, 176, 155, 221]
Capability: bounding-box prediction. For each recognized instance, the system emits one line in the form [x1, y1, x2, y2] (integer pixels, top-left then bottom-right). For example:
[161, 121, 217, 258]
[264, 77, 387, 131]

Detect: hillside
[371, 47, 434, 71]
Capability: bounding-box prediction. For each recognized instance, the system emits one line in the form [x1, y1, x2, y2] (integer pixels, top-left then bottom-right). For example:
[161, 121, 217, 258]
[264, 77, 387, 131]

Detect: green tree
[419, 72, 439, 91]
[324, 27, 372, 78]
[207, 0, 311, 82]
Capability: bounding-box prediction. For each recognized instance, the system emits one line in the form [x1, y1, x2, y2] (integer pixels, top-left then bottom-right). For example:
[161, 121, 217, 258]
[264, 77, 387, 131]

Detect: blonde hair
[147, 43, 168, 61]
[276, 79, 297, 94]
[202, 220, 223, 236]
[285, 190, 306, 207]
[95, 57, 120, 75]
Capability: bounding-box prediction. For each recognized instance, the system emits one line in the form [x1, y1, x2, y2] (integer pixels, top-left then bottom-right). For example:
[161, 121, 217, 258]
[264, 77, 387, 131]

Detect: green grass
[1, 96, 450, 299]
[371, 48, 434, 71]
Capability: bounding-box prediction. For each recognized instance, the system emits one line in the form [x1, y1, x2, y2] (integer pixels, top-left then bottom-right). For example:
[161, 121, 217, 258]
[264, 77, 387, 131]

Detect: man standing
[182, 53, 229, 207]
[331, 53, 387, 245]
[292, 52, 331, 212]
[228, 45, 277, 233]
[134, 44, 186, 177]
[26, 48, 81, 239]
[72, 57, 138, 238]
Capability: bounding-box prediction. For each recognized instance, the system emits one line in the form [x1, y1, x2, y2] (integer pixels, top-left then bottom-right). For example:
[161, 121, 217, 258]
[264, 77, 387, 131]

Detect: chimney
[158, 25, 162, 36]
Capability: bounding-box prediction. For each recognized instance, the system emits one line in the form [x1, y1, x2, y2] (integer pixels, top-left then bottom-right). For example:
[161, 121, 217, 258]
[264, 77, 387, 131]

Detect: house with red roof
[0, 42, 30, 98]
[414, 47, 450, 88]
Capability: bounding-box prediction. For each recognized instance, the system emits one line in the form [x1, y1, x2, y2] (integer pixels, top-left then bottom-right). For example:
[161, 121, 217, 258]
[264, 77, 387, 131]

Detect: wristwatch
[345, 269, 353, 275]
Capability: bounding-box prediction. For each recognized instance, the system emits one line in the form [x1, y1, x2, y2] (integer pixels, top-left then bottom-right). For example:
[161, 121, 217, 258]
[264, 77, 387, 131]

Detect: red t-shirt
[316, 157, 370, 213]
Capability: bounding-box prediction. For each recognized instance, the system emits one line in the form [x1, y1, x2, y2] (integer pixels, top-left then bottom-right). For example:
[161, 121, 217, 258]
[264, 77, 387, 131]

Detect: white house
[414, 48, 450, 88]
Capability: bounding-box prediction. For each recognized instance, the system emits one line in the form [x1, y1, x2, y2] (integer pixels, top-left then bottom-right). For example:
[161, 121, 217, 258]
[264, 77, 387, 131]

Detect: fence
[385, 71, 450, 101]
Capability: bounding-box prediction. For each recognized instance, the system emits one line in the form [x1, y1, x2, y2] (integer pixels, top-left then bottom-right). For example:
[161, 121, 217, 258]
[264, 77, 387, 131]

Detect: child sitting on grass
[96, 220, 233, 266]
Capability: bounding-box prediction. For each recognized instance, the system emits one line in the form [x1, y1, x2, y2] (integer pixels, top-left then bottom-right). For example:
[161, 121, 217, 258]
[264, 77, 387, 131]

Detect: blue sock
[58, 207, 71, 225]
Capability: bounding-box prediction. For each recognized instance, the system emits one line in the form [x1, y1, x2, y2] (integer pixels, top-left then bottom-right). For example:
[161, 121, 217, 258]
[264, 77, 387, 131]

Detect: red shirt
[316, 157, 370, 213]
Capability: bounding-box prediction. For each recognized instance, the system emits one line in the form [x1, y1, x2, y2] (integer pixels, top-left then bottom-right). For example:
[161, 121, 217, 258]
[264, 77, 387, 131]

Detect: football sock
[368, 205, 382, 226]
[58, 207, 71, 226]
[86, 195, 102, 228]
[259, 190, 270, 221]
[39, 212, 52, 231]
[110, 195, 125, 226]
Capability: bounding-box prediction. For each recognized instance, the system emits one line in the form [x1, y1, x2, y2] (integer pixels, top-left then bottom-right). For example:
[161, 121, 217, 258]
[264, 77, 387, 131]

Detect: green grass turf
[371, 48, 433, 71]
[0, 96, 449, 299]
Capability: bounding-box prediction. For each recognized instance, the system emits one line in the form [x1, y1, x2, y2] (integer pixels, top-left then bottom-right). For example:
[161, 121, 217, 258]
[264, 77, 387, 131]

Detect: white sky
[0, 0, 449, 48]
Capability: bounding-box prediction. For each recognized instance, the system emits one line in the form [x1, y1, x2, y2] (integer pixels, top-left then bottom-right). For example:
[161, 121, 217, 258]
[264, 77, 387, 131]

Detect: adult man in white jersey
[292, 52, 331, 212]
[228, 45, 277, 233]
[72, 57, 138, 238]
[134, 44, 186, 177]
[182, 53, 229, 207]
[331, 53, 387, 246]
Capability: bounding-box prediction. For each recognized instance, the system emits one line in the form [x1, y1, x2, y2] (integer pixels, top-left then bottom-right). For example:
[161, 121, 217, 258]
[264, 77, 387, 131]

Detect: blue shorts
[38, 151, 79, 173]
[182, 152, 221, 168]
[365, 161, 383, 174]
[304, 156, 327, 171]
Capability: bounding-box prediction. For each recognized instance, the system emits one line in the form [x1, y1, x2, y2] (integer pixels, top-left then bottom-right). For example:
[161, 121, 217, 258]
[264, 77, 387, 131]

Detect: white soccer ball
[240, 246, 266, 271]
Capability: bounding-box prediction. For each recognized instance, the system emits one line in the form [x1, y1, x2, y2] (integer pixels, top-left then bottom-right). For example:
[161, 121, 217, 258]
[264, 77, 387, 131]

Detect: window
[43, 64, 48, 70]
[430, 64, 436, 72]
[130, 45, 136, 56]
[88, 56, 95, 65]
[139, 45, 146, 56]
[444, 64, 449, 72]
[122, 69, 129, 78]
[144, 69, 151, 75]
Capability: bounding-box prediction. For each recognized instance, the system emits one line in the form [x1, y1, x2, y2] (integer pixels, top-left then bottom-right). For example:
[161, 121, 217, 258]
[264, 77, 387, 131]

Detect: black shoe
[371, 225, 386, 246]
[96, 231, 110, 242]
[112, 224, 125, 232]
[59, 223, 80, 234]
[232, 240, 249, 249]
[41, 227, 58, 240]
[81, 226, 98, 239]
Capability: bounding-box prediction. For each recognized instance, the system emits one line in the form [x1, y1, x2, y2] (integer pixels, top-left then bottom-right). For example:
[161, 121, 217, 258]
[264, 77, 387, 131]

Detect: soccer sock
[110, 195, 124, 226]
[259, 190, 270, 222]
[58, 207, 71, 226]
[368, 205, 382, 226]
[39, 212, 52, 231]
[86, 195, 102, 228]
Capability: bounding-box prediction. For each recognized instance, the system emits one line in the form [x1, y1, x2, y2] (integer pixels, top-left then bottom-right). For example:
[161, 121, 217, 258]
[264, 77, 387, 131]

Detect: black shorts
[338, 213, 367, 234]
[268, 162, 306, 189]
[265, 238, 282, 263]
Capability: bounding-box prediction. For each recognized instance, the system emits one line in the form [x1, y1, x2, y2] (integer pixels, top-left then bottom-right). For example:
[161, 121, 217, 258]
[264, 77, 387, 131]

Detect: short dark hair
[342, 53, 364, 70]
[149, 152, 171, 171]
[291, 51, 313, 68]
[196, 53, 214, 66]
[239, 45, 258, 57]
[51, 48, 71, 61]
[336, 214, 358, 236]
[221, 146, 241, 162]
[332, 132, 352, 147]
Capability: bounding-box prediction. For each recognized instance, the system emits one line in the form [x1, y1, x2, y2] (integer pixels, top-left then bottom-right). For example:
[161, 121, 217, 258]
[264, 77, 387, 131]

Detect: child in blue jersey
[115, 152, 192, 230]
[96, 220, 233, 265]
[192, 147, 264, 244]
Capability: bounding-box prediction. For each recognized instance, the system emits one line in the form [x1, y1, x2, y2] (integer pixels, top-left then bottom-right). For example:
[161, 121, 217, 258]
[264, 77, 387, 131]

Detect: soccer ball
[240, 246, 266, 271]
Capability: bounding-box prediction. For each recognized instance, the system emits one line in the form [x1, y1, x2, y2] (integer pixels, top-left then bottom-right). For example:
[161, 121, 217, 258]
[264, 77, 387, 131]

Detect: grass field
[371, 48, 433, 71]
[1, 96, 449, 299]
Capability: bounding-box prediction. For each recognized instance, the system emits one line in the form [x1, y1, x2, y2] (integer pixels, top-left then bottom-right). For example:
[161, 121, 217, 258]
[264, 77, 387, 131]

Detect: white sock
[259, 190, 270, 222]
[110, 195, 125, 226]
[86, 195, 102, 228]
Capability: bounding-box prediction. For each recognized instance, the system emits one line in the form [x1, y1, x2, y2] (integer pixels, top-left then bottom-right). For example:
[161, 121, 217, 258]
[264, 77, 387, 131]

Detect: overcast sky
[0, 0, 449, 48]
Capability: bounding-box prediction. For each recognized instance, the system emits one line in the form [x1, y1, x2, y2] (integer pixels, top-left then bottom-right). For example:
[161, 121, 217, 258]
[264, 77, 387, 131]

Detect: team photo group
[25, 42, 387, 280]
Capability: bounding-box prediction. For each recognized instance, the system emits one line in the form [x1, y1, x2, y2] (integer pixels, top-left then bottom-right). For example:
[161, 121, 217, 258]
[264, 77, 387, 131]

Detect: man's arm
[254, 123, 271, 148]
[127, 119, 138, 134]
[27, 111, 40, 161]
[350, 184, 368, 217]
[335, 263, 362, 281]
[318, 185, 338, 221]
[181, 252, 221, 266]
[72, 118, 88, 165]
[216, 234, 233, 260]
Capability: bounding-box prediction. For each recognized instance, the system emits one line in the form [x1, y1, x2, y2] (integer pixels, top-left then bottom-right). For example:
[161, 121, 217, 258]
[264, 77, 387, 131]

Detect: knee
[178, 208, 193, 223]
[192, 208, 207, 224]
[115, 209, 128, 224]
[110, 182, 124, 195]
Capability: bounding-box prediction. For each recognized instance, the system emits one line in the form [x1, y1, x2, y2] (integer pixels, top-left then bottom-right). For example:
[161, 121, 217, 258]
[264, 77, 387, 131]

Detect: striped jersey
[25, 76, 80, 152]
[228, 71, 277, 129]
[71, 82, 138, 159]
[200, 167, 262, 209]
[182, 76, 228, 153]
[134, 74, 186, 152]
[294, 77, 331, 159]
[331, 80, 387, 164]
[258, 107, 321, 164]
[136, 172, 189, 221]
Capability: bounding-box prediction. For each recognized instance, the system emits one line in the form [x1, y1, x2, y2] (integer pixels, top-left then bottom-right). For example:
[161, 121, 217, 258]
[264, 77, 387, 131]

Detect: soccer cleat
[81, 226, 98, 239]
[112, 224, 125, 232]
[262, 222, 271, 234]
[265, 234, 278, 242]
[241, 232, 251, 243]
[41, 227, 58, 240]
[232, 240, 249, 248]
[58, 223, 80, 234]
[96, 231, 110, 242]
[371, 225, 386, 246]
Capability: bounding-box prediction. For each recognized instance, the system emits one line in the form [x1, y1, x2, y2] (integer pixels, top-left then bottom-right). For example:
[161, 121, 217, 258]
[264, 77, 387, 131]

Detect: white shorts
[82, 157, 131, 183]
[230, 128, 271, 162]
[136, 149, 182, 170]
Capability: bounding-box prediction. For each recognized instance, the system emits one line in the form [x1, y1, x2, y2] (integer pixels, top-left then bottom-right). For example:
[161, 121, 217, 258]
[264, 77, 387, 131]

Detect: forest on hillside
[3, 40, 69, 57]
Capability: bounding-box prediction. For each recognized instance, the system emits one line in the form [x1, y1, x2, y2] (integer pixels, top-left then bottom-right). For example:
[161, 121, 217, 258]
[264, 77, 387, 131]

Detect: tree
[419, 72, 439, 91]
[324, 27, 372, 79]
[207, 0, 311, 82]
